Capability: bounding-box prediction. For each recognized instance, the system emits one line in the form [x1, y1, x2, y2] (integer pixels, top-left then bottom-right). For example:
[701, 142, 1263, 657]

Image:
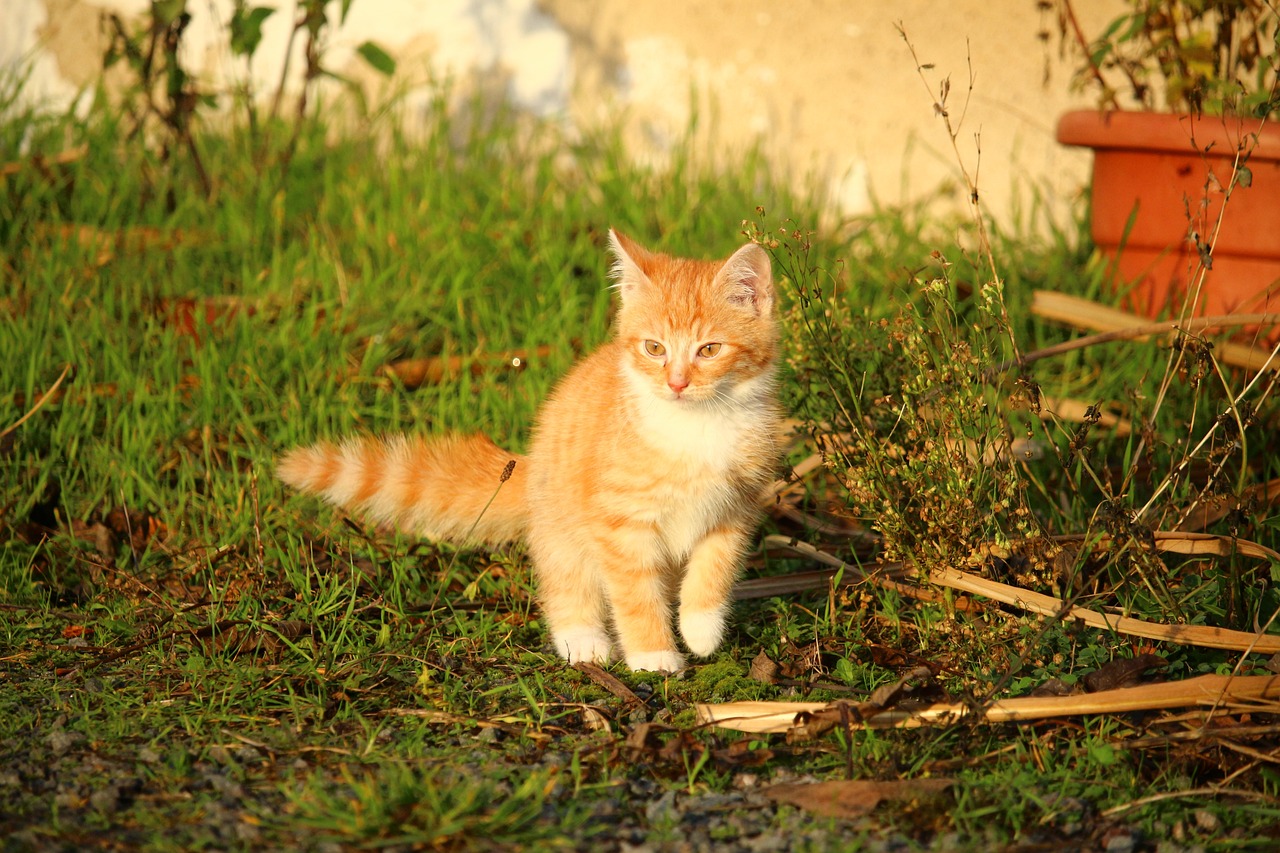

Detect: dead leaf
[1083, 654, 1168, 693]
[1029, 678, 1078, 698]
[787, 667, 937, 742]
[69, 520, 115, 559]
[157, 296, 257, 342]
[624, 721, 671, 760]
[749, 649, 779, 684]
[763, 778, 953, 820]
[866, 665, 935, 707]
[575, 660, 645, 708]
[580, 705, 611, 733]
[378, 345, 555, 390]
[712, 738, 774, 767]
[104, 506, 167, 552]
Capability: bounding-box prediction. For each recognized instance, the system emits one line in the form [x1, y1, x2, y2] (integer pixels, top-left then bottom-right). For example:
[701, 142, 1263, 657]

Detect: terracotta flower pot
[1056, 109, 1280, 333]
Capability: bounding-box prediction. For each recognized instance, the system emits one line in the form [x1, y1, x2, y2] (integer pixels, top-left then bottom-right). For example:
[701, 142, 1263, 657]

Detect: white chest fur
[619, 366, 773, 561]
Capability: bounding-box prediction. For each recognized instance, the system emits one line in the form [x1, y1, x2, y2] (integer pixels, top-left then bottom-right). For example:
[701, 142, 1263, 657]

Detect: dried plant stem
[758, 535, 1280, 654]
[2, 364, 71, 438]
[427, 460, 517, 609]
[896, 23, 1022, 365]
[1054, 0, 1122, 110]
[1136, 342, 1280, 522]
[698, 673, 1280, 733]
[1013, 294, 1280, 373]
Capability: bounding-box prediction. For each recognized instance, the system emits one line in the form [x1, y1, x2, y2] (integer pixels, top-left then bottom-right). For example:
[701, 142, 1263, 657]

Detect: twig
[1007, 303, 1280, 373]
[1055, 0, 1122, 109]
[1100, 785, 1279, 817]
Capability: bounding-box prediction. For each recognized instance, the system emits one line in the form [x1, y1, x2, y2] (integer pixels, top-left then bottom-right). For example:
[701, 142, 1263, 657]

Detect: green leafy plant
[1044, 0, 1280, 117]
[103, 0, 398, 198]
[104, 0, 214, 197]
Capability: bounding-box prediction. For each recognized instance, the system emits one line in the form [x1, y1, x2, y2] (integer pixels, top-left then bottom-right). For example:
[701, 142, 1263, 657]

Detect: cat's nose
[667, 375, 689, 394]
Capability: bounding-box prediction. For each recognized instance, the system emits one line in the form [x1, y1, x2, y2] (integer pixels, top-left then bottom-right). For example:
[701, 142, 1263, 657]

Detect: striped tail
[276, 433, 528, 546]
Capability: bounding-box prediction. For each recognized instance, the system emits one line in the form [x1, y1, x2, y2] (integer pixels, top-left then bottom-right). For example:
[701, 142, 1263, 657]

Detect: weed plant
[767, 39, 1280, 698]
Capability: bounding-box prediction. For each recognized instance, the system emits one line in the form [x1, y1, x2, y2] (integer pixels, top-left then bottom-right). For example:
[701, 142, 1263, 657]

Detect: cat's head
[608, 229, 778, 406]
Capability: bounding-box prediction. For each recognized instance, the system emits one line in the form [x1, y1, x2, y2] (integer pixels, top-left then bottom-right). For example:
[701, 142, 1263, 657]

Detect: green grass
[3, 70, 1280, 851]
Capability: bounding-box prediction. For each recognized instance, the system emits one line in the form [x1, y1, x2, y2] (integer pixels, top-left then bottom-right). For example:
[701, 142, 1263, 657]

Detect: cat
[276, 230, 782, 672]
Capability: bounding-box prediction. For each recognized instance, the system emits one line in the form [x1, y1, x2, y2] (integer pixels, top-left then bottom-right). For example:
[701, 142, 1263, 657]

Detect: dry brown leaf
[786, 667, 936, 741]
[580, 705, 612, 733]
[623, 721, 674, 760]
[713, 739, 775, 767]
[763, 779, 953, 820]
[749, 649, 779, 685]
[1082, 654, 1168, 692]
[378, 345, 554, 390]
[575, 660, 645, 708]
[158, 296, 258, 341]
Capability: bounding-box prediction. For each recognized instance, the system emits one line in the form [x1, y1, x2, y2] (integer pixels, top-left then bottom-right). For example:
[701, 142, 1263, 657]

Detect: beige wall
[7, 0, 1118, 228]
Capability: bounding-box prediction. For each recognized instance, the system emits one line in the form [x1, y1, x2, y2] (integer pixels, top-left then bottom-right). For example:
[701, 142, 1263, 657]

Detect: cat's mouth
[668, 387, 711, 404]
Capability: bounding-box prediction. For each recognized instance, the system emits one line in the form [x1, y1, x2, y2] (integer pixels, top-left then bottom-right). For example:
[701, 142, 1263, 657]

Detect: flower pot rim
[1056, 109, 1280, 159]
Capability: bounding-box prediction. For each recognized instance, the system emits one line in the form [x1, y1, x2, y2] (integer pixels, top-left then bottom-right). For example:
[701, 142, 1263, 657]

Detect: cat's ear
[607, 229, 652, 302]
[716, 242, 774, 316]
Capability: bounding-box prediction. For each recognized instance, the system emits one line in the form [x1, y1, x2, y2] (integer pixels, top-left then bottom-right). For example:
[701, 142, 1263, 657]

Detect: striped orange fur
[277, 230, 781, 672]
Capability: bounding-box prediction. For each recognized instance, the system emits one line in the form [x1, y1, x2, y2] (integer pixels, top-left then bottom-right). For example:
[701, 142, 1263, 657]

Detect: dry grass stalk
[0, 144, 87, 176]
[697, 673, 1280, 733]
[1029, 290, 1280, 372]
[756, 535, 1280, 654]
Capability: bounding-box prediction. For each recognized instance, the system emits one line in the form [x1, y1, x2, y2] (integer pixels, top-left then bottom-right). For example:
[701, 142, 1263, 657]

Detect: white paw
[553, 627, 614, 664]
[679, 608, 725, 658]
[625, 650, 686, 673]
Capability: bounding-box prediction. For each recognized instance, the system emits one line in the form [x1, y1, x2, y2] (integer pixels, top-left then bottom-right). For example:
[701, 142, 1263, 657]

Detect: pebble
[46, 729, 78, 756]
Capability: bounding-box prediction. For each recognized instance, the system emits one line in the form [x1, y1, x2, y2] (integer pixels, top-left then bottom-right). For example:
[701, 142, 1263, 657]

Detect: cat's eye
[643, 340, 666, 357]
[698, 343, 722, 358]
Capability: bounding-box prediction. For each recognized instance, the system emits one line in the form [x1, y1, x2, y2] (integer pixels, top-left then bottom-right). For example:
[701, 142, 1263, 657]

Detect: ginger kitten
[277, 230, 781, 672]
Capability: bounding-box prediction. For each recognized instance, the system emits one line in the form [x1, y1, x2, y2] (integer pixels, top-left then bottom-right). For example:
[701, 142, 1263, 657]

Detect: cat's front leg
[593, 533, 686, 673]
[605, 564, 686, 673]
[530, 536, 615, 665]
[678, 524, 751, 657]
